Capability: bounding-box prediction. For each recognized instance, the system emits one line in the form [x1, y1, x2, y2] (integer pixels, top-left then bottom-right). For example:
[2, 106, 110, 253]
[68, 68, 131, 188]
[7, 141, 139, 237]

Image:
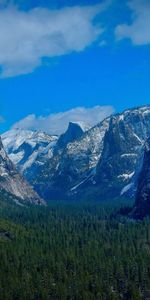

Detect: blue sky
[0, 0, 150, 134]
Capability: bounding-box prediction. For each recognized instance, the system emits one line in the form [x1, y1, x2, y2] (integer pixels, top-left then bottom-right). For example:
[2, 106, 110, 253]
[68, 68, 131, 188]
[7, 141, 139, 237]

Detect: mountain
[132, 137, 150, 219]
[2, 105, 150, 203]
[0, 136, 45, 205]
[32, 118, 110, 200]
[93, 106, 150, 199]
[34, 106, 150, 201]
[57, 121, 89, 149]
[2, 128, 58, 182]
[2, 122, 92, 200]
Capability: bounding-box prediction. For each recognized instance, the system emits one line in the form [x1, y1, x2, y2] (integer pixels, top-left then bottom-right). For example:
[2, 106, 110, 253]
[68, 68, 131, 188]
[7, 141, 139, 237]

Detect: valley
[1, 105, 150, 299]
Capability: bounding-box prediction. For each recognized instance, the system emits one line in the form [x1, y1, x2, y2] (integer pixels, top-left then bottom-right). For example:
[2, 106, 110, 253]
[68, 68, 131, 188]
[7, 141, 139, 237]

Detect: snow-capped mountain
[0, 137, 45, 205]
[2, 128, 58, 181]
[32, 118, 110, 200]
[2, 105, 150, 203]
[33, 106, 150, 201]
[87, 106, 150, 200]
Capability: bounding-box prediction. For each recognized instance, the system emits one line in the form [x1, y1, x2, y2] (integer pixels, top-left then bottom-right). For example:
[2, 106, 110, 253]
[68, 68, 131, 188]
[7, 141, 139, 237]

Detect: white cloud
[0, 2, 109, 77]
[12, 106, 115, 135]
[115, 0, 150, 45]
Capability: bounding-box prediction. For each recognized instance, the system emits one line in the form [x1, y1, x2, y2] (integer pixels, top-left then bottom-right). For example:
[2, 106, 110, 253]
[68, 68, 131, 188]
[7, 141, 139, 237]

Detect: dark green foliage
[0, 197, 150, 299]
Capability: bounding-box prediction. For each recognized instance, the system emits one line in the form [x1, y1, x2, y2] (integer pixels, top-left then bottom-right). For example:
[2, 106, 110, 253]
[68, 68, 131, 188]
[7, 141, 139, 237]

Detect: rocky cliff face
[0, 137, 45, 205]
[57, 121, 89, 149]
[94, 106, 150, 199]
[132, 138, 150, 219]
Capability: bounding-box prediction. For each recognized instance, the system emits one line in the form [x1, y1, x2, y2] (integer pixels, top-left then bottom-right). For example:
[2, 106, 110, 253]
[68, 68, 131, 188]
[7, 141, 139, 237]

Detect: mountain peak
[68, 121, 90, 132]
[57, 121, 89, 149]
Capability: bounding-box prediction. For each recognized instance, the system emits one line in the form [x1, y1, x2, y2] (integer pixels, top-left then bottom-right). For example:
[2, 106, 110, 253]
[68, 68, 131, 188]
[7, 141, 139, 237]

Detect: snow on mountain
[33, 118, 110, 200]
[2, 128, 58, 180]
[35, 105, 150, 202]
[2, 105, 150, 203]
[0, 137, 45, 205]
[93, 106, 150, 199]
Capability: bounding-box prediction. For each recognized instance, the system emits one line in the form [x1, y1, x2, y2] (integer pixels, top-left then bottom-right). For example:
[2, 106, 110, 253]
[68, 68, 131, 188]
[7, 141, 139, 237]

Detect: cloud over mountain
[12, 106, 114, 135]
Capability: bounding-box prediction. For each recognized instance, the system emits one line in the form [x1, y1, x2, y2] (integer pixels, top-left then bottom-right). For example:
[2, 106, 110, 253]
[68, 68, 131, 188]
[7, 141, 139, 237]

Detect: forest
[1, 196, 150, 300]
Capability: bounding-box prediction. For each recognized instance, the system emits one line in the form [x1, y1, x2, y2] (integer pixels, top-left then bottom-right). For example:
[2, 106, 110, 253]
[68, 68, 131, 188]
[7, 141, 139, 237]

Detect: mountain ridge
[2, 105, 150, 207]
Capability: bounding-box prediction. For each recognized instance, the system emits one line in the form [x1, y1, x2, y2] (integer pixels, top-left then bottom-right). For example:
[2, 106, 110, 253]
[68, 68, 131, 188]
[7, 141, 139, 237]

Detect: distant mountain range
[1, 105, 150, 217]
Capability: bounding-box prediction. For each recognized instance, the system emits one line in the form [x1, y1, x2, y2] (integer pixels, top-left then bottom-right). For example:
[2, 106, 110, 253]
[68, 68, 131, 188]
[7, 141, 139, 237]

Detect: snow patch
[120, 183, 133, 196]
[118, 172, 134, 181]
